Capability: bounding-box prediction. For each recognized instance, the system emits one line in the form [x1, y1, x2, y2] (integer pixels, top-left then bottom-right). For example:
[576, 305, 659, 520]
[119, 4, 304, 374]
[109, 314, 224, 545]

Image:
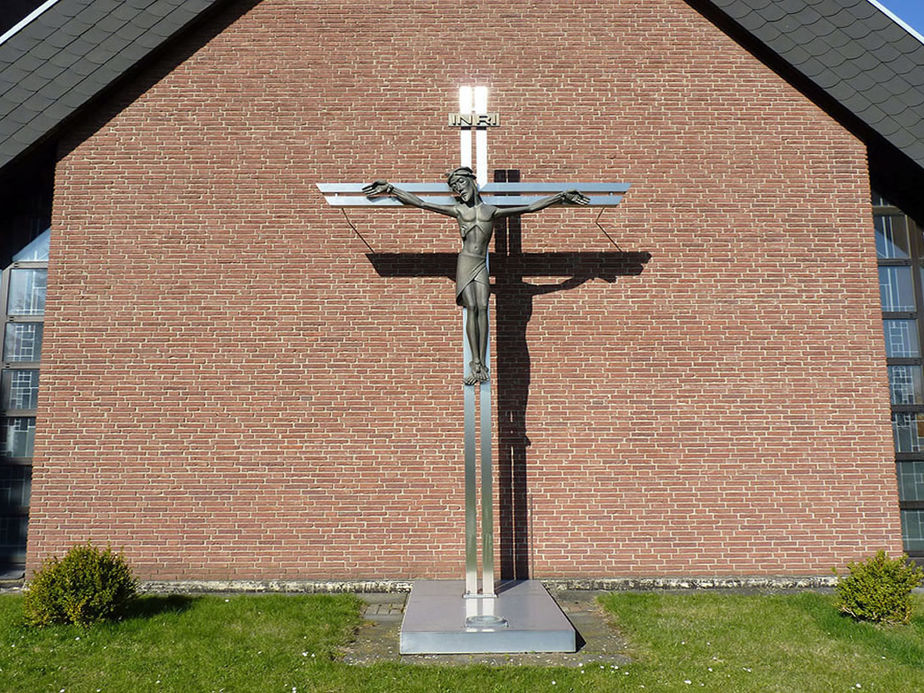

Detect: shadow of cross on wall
[365, 170, 651, 580]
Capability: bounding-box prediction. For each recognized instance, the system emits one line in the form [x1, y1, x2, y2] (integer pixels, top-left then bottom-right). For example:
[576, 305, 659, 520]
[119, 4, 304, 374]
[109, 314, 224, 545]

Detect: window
[874, 192, 924, 561]
[0, 231, 49, 574]
[0, 157, 53, 577]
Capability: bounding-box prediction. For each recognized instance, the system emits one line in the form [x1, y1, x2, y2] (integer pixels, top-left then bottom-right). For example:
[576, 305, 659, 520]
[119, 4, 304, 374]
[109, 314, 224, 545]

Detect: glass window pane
[897, 461, 924, 502]
[888, 365, 924, 404]
[879, 266, 916, 311]
[0, 465, 30, 509]
[6, 268, 47, 316]
[0, 516, 29, 561]
[0, 370, 39, 410]
[883, 319, 920, 357]
[901, 510, 924, 553]
[893, 412, 924, 453]
[0, 454, 31, 565]
[11, 229, 50, 262]
[0, 417, 35, 458]
[875, 215, 910, 259]
[2, 323, 43, 362]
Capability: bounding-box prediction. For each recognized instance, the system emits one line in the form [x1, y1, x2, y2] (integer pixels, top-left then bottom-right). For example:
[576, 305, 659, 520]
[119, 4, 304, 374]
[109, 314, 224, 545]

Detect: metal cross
[317, 87, 630, 627]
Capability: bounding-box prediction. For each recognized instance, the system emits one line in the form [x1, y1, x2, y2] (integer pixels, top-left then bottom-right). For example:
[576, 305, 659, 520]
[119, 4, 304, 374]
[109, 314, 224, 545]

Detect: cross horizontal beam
[316, 182, 630, 208]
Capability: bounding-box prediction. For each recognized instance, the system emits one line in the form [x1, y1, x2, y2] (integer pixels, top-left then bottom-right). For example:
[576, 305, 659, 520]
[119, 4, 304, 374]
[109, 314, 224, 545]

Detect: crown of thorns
[446, 166, 476, 183]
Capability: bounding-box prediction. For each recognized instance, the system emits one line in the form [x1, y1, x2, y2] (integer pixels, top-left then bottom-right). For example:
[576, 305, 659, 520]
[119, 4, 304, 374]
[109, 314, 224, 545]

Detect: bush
[834, 551, 924, 625]
[23, 542, 138, 627]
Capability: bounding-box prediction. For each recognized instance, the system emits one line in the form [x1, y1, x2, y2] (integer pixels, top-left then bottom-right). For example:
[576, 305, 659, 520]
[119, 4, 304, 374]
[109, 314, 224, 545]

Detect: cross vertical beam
[458, 86, 478, 597]
[458, 86, 497, 610]
[472, 87, 495, 602]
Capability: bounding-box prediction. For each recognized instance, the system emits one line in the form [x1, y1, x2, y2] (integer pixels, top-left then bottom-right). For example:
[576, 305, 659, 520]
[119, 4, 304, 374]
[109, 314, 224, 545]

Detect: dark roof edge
[688, 0, 924, 223]
[688, 1, 872, 142]
[3, 0, 256, 176]
[51, 1, 260, 170]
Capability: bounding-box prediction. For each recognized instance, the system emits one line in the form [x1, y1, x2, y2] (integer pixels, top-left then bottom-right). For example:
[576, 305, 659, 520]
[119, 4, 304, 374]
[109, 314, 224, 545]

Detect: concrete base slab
[400, 580, 577, 654]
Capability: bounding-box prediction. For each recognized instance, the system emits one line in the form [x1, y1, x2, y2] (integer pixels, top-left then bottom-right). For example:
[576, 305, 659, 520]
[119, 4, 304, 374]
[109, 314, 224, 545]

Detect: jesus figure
[363, 167, 589, 384]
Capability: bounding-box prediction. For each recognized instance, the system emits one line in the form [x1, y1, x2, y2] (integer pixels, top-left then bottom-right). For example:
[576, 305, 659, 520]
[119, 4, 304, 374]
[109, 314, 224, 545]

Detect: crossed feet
[463, 360, 490, 385]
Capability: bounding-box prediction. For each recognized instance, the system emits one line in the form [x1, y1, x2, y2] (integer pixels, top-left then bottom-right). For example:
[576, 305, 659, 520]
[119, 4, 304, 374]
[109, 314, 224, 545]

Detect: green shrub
[23, 542, 137, 627]
[833, 551, 924, 625]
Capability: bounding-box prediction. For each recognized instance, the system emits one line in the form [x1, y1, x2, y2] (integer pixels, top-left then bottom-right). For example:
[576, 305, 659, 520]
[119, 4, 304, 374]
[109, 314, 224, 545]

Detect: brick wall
[26, 0, 902, 579]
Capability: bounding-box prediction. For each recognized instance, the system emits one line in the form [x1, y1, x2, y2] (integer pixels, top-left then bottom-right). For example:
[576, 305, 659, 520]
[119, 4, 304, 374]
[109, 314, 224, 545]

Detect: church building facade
[1, 0, 923, 582]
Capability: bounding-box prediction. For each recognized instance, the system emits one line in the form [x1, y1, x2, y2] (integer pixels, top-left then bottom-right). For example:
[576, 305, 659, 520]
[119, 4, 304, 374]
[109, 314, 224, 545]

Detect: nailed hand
[362, 180, 393, 197]
[561, 190, 590, 206]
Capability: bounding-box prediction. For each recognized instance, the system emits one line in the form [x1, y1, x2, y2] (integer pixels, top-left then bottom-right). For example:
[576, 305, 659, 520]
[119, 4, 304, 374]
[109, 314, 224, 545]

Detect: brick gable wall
[26, 0, 902, 579]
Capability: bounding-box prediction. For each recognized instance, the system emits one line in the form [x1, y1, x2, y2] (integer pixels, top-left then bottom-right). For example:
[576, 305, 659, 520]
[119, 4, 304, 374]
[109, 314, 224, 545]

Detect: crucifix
[317, 86, 632, 652]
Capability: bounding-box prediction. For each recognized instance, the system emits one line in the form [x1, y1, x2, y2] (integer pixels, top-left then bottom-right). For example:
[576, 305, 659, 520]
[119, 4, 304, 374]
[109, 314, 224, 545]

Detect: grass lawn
[0, 591, 921, 692]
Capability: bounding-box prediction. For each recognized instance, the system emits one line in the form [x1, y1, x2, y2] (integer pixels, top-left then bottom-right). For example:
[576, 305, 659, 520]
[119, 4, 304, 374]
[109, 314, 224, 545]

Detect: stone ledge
[542, 576, 839, 591]
[136, 575, 840, 594]
[138, 579, 415, 594]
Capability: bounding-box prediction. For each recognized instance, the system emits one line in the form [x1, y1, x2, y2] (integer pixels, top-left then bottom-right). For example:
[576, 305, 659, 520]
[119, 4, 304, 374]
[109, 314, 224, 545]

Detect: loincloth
[455, 250, 488, 305]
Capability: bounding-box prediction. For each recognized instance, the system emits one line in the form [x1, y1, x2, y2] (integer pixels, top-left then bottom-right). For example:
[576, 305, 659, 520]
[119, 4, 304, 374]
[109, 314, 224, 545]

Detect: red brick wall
[27, 0, 902, 579]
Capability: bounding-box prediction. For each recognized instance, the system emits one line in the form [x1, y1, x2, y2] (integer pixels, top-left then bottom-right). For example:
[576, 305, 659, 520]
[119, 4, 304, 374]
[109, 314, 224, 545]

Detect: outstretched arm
[362, 180, 458, 218]
[494, 189, 590, 219]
